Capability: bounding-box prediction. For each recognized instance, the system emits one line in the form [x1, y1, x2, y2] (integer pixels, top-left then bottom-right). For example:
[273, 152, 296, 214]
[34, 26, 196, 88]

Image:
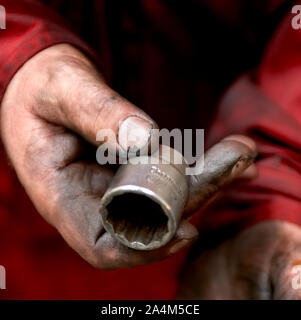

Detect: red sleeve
[0, 0, 98, 103]
[199, 3, 301, 235]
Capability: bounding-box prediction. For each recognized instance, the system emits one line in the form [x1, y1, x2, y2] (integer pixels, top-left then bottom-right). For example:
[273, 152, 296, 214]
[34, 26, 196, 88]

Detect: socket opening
[106, 193, 169, 248]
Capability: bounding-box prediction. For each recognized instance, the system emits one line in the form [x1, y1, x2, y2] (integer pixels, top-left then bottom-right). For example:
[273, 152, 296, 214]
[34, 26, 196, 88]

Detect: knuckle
[92, 94, 125, 134]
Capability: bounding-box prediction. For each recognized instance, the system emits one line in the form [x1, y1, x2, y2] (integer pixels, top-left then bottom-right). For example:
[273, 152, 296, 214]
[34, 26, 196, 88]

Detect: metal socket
[99, 147, 189, 250]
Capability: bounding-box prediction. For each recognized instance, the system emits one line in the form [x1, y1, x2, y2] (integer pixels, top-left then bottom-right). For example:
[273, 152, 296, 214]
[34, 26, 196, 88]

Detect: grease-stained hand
[178, 221, 301, 300]
[0, 44, 256, 269]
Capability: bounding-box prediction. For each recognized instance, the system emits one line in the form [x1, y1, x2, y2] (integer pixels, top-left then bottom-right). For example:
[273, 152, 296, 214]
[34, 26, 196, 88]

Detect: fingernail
[223, 135, 257, 154]
[168, 239, 192, 255]
[118, 116, 153, 154]
[230, 156, 255, 178]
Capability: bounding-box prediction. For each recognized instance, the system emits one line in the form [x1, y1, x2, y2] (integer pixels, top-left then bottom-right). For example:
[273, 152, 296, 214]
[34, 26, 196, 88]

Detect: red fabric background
[0, 0, 300, 299]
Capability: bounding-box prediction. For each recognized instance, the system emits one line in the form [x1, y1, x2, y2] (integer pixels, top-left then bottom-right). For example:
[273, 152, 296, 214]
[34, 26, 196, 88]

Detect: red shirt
[0, 0, 300, 299]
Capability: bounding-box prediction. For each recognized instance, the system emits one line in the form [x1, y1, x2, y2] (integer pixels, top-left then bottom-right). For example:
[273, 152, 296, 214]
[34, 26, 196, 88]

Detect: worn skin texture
[1, 44, 300, 300]
[1, 44, 257, 270]
[178, 221, 301, 299]
[3, 43, 301, 300]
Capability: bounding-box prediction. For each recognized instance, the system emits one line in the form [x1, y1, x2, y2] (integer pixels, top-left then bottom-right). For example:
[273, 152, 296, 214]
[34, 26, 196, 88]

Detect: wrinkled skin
[2, 43, 298, 302]
[0, 44, 257, 270]
[178, 221, 301, 300]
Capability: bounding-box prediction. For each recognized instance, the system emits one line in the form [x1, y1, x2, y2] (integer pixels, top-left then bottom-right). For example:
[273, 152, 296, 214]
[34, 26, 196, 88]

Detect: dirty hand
[1, 44, 256, 269]
[178, 221, 301, 299]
